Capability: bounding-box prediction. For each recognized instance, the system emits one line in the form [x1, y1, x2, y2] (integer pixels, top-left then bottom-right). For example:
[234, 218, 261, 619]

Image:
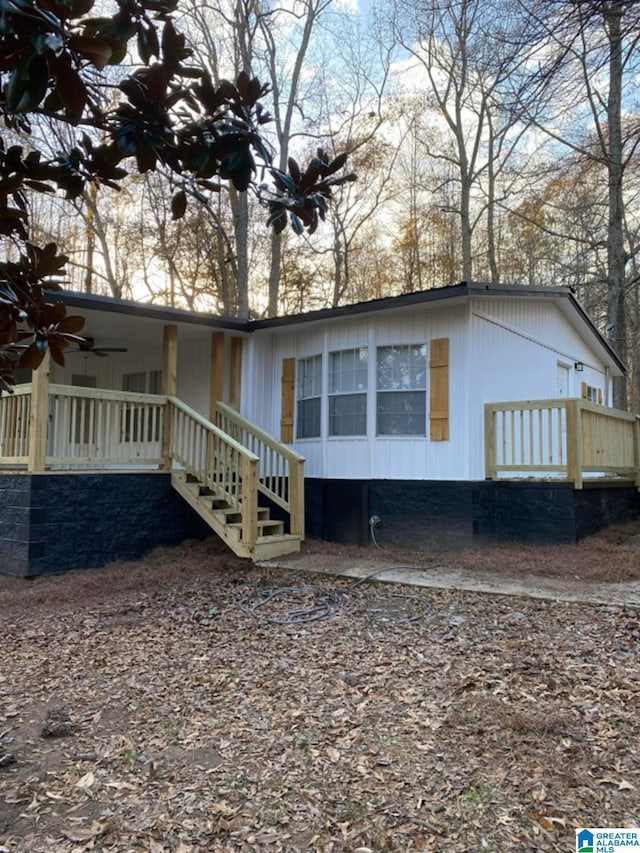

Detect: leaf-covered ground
[1, 536, 639, 852]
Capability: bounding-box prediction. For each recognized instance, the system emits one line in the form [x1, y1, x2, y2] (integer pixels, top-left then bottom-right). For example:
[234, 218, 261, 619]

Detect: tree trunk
[605, 0, 627, 409]
[268, 231, 282, 317]
[230, 187, 249, 319]
[83, 183, 97, 293]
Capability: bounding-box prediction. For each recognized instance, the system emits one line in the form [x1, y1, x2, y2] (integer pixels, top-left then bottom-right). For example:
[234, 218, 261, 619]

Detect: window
[376, 344, 427, 435]
[121, 372, 161, 442]
[329, 347, 368, 436]
[13, 368, 31, 385]
[296, 355, 322, 439]
[148, 370, 163, 395]
[122, 372, 147, 393]
[582, 383, 602, 404]
[122, 371, 163, 395]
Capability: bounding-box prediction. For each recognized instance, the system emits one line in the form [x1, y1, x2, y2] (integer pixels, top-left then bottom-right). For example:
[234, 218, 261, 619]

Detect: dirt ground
[1, 527, 640, 852]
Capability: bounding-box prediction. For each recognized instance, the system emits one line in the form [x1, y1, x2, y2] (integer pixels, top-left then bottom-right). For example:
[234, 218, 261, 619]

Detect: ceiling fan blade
[67, 345, 128, 357]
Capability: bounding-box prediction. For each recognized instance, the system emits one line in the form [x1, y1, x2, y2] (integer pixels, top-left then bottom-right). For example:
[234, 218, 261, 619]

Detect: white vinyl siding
[328, 347, 368, 436]
[241, 295, 613, 481]
[376, 344, 427, 436]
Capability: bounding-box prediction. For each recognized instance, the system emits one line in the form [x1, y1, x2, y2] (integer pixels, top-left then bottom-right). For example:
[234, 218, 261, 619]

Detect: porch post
[27, 350, 50, 472]
[160, 324, 178, 469]
[229, 337, 243, 411]
[288, 457, 305, 539]
[241, 454, 258, 552]
[566, 399, 584, 489]
[483, 404, 496, 479]
[209, 331, 225, 422]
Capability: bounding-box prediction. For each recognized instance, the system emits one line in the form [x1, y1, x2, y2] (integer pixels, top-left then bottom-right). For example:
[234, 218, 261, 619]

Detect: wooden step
[212, 507, 270, 524]
[254, 534, 301, 561]
[227, 519, 285, 537]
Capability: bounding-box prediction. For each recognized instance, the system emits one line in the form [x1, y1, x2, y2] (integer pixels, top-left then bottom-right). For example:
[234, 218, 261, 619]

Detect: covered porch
[0, 311, 305, 569]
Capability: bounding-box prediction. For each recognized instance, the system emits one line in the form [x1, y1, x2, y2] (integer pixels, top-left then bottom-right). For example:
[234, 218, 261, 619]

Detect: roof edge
[55, 290, 250, 332]
[52, 284, 625, 373]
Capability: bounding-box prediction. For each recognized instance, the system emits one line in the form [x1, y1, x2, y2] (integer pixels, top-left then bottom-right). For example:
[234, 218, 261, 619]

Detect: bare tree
[511, 0, 640, 407]
[389, 0, 533, 282]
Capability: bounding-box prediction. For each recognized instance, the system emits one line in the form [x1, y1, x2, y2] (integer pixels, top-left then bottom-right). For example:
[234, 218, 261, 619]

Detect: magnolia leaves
[0, 243, 84, 385]
[0, 0, 128, 122]
[268, 150, 357, 236]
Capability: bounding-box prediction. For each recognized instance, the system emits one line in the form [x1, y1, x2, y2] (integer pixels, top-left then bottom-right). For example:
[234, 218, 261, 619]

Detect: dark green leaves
[267, 149, 356, 236]
[171, 189, 187, 220]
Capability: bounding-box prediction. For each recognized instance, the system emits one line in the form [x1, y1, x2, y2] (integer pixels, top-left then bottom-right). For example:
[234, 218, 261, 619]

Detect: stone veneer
[0, 473, 211, 578]
[304, 478, 640, 550]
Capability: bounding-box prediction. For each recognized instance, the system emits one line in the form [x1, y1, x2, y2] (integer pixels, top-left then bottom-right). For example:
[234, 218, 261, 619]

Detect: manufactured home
[1, 282, 639, 577]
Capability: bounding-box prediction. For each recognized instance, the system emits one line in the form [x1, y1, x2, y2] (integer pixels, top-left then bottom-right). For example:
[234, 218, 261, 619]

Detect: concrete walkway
[259, 555, 640, 608]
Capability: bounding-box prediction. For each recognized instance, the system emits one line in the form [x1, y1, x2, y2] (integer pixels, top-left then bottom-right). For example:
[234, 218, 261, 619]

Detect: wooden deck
[485, 398, 640, 488]
[0, 381, 305, 561]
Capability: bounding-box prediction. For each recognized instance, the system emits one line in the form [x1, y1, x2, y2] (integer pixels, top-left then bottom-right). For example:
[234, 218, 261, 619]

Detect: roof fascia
[55, 291, 250, 332]
[250, 283, 472, 330]
[52, 285, 625, 373]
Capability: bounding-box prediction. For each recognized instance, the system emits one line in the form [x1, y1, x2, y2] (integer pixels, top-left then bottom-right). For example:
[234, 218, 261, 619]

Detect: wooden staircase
[171, 470, 301, 560]
[168, 399, 305, 561]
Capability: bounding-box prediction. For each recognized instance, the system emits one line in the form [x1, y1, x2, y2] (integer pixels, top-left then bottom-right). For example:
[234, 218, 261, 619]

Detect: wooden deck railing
[45, 385, 167, 468]
[0, 385, 31, 466]
[485, 398, 640, 488]
[215, 401, 305, 538]
[0, 382, 304, 555]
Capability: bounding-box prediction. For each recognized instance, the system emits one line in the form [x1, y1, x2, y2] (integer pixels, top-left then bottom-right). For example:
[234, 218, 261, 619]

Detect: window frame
[375, 343, 428, 437]
[328, 346, 368, 437]
[296, 354, 322, 440]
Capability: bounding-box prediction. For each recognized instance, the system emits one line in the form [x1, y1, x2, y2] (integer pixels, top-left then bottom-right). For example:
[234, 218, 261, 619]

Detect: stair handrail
[169, 397, 257, 459]
[215, 401, 305, 539]
[168, 397, 260, 547]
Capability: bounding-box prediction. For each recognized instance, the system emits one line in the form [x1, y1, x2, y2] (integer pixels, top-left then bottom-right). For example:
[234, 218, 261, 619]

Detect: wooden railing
[46, 385, 167, 468]
[0, 382, 304, 554]
[485, 398, 640, 488]
[215, 401, 305, 538]
[0, 385, 31, 466]
[168, 397, 260, 547]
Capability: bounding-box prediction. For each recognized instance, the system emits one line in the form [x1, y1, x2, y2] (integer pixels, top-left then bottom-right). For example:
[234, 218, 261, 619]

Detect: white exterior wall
[50, 347, 162, 391]
[243, 295, 615, 482]
[243, 304, 471, 480]
[466, 297, 610, 479]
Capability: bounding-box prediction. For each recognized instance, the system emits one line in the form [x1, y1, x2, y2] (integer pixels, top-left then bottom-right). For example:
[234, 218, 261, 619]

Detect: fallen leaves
[0, 541, 639, 852]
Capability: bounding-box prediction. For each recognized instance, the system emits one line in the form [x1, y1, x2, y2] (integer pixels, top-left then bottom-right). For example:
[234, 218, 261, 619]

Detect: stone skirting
[0, 472, 211, 578]
[304, 478, 640, 550]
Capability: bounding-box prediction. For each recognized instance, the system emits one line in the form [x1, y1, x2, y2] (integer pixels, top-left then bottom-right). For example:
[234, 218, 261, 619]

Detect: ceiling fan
[67, 337, 129, 358]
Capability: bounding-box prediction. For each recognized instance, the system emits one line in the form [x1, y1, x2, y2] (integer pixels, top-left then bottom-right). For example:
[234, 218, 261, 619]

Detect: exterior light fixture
[574, 362, 584, 372]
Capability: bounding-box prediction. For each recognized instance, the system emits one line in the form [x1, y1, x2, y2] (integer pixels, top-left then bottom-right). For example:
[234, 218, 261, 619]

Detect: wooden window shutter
[280, 357, 295, 443]
[429, 337, 449, 441]
[597, 388, 603, 404]
[581, 381, 588, 399]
